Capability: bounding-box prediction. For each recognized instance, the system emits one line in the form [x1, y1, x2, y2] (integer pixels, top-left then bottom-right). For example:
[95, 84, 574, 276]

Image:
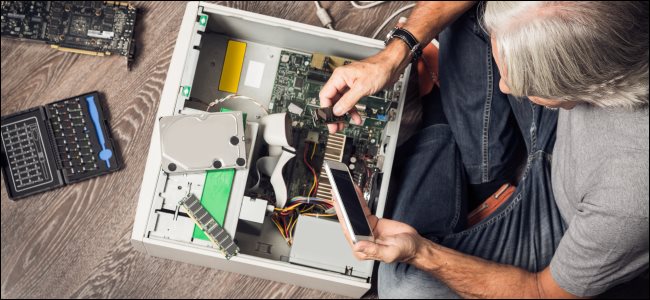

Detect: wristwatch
[384, 27, 422, 63]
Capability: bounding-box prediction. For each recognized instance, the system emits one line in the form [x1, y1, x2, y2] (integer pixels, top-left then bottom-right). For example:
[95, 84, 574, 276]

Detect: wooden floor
[1, 1, 419, 299]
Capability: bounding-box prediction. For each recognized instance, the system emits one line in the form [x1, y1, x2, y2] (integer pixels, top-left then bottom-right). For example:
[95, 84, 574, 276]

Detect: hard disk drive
[159, 112, 246, 173]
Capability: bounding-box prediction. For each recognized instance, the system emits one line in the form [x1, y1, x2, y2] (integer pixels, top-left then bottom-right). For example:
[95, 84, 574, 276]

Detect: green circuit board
[259, 50, 398, 203]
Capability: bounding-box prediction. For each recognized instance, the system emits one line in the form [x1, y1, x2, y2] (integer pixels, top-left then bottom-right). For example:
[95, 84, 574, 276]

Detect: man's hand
[332, 185, 427, 264]
[353, 219, 426, 264]
[318, 1, 476, 134]
[319, 41, 410, 133]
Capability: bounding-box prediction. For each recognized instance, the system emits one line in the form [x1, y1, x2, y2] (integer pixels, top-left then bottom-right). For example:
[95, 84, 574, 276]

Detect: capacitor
[350, 157, 357, 163]
[349, 164, 356, 170]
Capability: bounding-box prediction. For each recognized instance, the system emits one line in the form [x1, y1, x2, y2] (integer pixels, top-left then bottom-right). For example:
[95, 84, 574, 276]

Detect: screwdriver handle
[85, 96, 112, 168]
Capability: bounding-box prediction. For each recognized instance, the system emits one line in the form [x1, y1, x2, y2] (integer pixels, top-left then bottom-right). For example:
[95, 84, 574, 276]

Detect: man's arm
[354, 234, 582, 299]
[416, 239, 580, 298]
[386, 0, 478, 75]
[319, 1, 475, 133]
[402, 1, 476, 49]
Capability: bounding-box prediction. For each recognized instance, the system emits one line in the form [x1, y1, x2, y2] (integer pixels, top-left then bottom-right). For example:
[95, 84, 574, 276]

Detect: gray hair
[483, 1, 649, 108]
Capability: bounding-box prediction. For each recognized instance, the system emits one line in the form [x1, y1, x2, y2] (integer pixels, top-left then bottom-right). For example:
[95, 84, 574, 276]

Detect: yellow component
[219, 40, 247, 94]
[50, 45, 107, 56]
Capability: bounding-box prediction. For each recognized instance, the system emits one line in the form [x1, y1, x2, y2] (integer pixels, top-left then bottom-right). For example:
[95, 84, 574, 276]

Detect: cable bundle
[271, 197, 336, 245]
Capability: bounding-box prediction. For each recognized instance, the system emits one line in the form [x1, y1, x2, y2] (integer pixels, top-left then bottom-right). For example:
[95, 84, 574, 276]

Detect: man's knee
[378, 262, 460, 299]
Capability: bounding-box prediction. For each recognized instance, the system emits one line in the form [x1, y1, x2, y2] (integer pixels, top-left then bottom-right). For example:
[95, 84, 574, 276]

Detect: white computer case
[130, 2, 410, 297]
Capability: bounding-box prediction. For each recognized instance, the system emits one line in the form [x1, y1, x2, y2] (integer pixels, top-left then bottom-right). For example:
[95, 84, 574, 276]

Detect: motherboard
[248, 50, 399, 209]
[1, 1, 137, 68]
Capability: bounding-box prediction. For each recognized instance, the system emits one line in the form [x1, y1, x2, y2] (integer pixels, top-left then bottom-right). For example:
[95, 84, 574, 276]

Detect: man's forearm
[412, 238, 541, 299]
[403, 1, 476, 46]
[377, 1, 475, 75]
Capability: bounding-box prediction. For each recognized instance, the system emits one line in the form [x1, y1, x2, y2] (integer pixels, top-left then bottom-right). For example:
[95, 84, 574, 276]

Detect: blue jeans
[378, 7, 567, 299]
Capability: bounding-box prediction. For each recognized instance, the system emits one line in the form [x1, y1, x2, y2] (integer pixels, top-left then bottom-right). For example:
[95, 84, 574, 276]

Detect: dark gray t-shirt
[550, 104, 649, 297]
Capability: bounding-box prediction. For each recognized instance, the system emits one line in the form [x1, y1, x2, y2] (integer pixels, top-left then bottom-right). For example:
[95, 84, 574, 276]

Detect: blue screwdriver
[85, 96, 113, 168]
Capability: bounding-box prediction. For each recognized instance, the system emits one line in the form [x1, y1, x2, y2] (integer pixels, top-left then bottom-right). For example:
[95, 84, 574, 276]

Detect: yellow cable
[271, 216, 286, 240]
[303, 213, 337, 217]
[307, 178, 316, 198]
[274, 203, 301, 212]
[288, 214, 297, 244]
[288, 215, 299, 242]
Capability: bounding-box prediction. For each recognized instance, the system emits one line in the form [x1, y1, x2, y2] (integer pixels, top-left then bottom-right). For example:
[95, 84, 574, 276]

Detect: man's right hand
[319, 41, 410, 133]
[317, 2, 476, 133]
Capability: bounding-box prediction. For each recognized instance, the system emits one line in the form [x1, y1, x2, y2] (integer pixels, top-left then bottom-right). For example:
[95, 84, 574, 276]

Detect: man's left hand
[352, 219, 427, 264]
[332, 186, 428, 264]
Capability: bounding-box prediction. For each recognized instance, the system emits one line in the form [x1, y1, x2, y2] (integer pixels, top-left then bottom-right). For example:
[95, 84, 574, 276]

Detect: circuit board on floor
[1, 1, 137, 68]
[249, 50, 399, 207]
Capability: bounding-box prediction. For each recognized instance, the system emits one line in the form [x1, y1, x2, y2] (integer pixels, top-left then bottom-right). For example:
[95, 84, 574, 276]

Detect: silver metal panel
[290, 216, 373, 279]
[143, 237, 370, 298]
[159, 172, 206, 211]
[149, 213, 196, 243]
[235, 215, 292, 262]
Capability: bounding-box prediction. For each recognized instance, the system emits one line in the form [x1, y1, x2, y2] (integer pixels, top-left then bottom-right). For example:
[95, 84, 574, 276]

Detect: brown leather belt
[467, 183, 516, 227]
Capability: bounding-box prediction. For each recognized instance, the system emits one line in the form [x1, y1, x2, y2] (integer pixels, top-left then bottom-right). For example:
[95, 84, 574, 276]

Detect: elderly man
[321, 1, 648, 298]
